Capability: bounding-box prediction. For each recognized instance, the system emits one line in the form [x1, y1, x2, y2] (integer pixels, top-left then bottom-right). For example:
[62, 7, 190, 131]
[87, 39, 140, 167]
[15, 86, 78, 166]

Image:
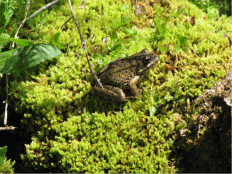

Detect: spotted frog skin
[91, 49, 160, 102]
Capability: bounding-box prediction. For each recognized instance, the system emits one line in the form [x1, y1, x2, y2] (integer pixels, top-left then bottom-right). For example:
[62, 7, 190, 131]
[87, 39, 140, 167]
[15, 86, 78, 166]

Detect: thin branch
[60, 16, 72, 29]
[61, 1, 85, 29]
[79, 0, 85, 8]
[224, 34, 232, 46]
[0, 126, 17, 131]
[4, 75, 8, 126]
[52, 46, 82, 89]
[86, 23, 94, 42]
[16, 0, 61, 25]
[67, 0, 103, 88]
[13, 0, 30, 48]
[197, 33, 211, 42]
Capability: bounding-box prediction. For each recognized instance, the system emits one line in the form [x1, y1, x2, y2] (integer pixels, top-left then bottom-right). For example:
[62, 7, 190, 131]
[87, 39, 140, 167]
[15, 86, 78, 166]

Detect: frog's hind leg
[92, 85, 128, 102]
[128, 76, 142, 98]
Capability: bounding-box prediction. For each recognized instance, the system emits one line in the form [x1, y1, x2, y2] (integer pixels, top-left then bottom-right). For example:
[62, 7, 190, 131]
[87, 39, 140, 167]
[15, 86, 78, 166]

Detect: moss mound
[1, 0, 231, 172]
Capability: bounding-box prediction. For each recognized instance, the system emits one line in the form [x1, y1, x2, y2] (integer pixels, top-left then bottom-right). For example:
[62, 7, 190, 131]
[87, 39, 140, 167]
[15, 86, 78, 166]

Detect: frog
[91, 49, 160, 102]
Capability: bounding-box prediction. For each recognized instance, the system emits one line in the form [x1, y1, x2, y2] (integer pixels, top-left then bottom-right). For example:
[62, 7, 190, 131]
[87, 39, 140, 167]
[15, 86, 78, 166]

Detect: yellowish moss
[1, 0, 231, 172]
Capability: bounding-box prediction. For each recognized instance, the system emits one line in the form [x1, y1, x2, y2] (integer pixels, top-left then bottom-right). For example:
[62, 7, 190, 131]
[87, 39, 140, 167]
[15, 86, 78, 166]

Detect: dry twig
[60, 16, 73, 29]
[16, 0, 61, 25]
[0, 126, 17, 131]
[197, 33, 211, 42]
[67, 0, 103, 88]
[13, 0, 30, 47]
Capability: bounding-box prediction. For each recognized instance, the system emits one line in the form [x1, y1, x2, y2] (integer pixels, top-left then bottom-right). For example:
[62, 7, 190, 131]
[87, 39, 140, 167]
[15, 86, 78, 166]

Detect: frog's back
[99, 66, 138, 89]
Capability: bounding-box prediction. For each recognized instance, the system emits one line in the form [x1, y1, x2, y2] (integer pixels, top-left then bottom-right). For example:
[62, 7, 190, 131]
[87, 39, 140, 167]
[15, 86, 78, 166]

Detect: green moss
[0, 158, 15, 173]
[1, 0, 231, 172]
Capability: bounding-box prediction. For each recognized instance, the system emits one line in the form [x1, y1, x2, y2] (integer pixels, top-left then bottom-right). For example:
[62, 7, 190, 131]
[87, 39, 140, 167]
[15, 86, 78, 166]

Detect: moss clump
[0, 158, 15, 173]
[1, 0, 231, 172]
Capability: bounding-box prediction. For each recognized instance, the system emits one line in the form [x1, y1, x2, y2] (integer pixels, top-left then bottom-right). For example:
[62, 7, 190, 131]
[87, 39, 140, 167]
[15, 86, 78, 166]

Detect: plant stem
[67, 0, 103, 88]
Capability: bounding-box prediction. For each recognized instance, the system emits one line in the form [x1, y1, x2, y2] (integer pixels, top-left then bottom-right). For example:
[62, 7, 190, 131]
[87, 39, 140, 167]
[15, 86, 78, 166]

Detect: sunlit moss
[1, 0, 231, 172]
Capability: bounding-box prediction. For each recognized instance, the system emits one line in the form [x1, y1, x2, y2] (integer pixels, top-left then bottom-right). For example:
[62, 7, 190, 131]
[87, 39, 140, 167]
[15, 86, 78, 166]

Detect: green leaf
[0, 1, 14, 34]
[7, 38, 34, 47]
[164, 94, 174, 101]
[179, 36, 187, 47]
[0, 33, 10, 52]
[174, 46, 181, 52]
[207, 6, 219, 20]
[111, 44, 121, 52]
[159, 46, 168, 53]
[125, 28, 138, 37]
[92, 54, 104, 65]
[0, 146, 7, 166]
[109, 32, 117, 40]
[176, 122, 186, 131]
[149, 106, 157, 117]
[120, 16, 131, 26]
[50, 33, 64, 49]
[0, 44, 62, 74]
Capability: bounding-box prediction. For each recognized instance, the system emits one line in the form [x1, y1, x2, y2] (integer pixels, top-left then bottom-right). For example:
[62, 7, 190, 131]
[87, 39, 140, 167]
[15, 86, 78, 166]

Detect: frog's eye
[141, 49, 149, 54]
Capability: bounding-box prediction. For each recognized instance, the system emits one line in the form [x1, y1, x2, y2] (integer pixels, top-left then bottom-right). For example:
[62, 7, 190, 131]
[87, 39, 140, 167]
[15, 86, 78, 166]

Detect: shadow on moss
[170, 89, 231, 172]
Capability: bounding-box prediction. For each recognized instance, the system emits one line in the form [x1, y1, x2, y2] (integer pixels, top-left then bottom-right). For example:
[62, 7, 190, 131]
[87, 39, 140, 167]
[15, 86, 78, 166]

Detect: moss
[1, 0, 231, 172]
[0, 158, 15, 173]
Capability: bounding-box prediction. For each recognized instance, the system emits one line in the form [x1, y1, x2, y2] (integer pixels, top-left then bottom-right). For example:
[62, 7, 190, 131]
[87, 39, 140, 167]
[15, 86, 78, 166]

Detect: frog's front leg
[128, 76, 142, 98]
[92, 85, 128, 102]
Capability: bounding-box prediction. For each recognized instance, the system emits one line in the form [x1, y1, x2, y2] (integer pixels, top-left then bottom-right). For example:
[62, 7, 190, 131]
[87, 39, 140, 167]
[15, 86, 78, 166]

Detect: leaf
[164, 94, 174, 101]
[122, 4, 129, 10]
[109, 32, 117, 40]
[149, 106, 157, 117]
[174, 46, 181, 52]
[92, 54, 104, 65]
[207, 6, 219, 20]
[176, 122, 186, 131]
[0, 146, 7, 166]
[120, 16, 131, 26]
[177, 97, 185, 103]
[111, 44, 121, 52]
[0, 33, 10, 52]
[180, 36, 187, 47]
[0, 1, 14, 34]
[0, 44, 62, 75]
[7, 38, 34, 47]
[125, 28, 139, 37]
[50, 33, 64, 49]
[159, 46, 168, 53]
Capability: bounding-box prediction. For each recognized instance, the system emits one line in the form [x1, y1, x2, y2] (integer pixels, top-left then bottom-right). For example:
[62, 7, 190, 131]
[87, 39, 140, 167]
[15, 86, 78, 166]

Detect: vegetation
[0, 0, 231, 172]
[0, 146, 15, 173]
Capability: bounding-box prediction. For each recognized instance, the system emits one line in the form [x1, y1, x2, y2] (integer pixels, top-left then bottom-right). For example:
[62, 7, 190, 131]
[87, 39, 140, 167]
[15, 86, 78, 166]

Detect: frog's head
[140, 49, 160, 70]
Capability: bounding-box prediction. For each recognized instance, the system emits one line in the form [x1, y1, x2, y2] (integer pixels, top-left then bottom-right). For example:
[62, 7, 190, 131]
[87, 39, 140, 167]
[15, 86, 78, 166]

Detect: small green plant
[0, 146, 7, 166]
[0, 0, 62, 75]
[0, 146, 15, 173]
[0, 0, 62, 127]
[189, 0, 220, 19]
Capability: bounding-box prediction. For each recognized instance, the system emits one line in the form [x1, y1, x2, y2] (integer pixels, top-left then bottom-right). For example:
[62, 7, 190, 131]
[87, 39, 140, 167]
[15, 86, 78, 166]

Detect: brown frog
[91, 49, 159, 102]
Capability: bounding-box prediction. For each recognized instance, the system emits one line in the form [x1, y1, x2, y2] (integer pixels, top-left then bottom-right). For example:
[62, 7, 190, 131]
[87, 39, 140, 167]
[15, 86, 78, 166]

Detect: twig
[60, 16, 73, 29]
[86, 23, 94, 42]
[67, 0, 103, 88]
[4, 75, 8, 126]
[61, 1, 85, 29]
[52, 46, 82, 89]
[224, 34, 232, 46]
[197, 33, 211, 42]
[79, 0, 85, 8]
[4, 0, 30, 128]
[0, 126, 17, 131]
[54, 23, 94, 89]
[13, 0, 30, 48]
[16, 0, 61, 25]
